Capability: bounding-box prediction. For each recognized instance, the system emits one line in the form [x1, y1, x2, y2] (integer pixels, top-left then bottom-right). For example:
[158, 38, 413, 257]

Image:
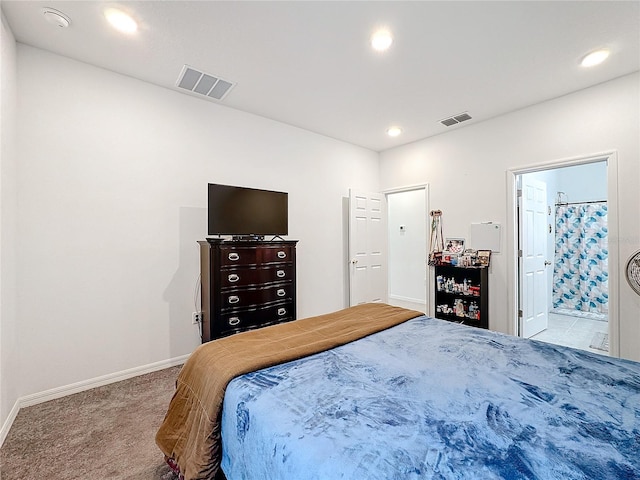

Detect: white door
[519, 177, 549, 338]
[349, 189, 387, 306]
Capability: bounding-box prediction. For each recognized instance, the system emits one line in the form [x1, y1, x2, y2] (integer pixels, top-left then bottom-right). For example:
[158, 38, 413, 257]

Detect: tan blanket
[155, 303, 422, 480]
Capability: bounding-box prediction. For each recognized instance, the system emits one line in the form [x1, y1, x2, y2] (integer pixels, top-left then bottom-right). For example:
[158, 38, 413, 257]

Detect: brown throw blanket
[155, 303, 422, 480]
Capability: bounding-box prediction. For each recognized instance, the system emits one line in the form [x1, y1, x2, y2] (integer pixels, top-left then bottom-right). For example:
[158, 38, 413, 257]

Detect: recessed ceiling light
[371, 29, 393, 52]
[104, 8, 137, 34]
[387, 126, 402, 137]
[581, 48, 610, 67]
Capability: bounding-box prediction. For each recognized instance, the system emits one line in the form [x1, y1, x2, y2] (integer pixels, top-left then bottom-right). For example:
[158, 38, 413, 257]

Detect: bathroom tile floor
[531, 312, 609, 355]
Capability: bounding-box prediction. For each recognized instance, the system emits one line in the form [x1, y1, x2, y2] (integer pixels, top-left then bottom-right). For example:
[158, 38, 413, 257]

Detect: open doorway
[516, 159, 612, 355]
[386, 186, 428, 313]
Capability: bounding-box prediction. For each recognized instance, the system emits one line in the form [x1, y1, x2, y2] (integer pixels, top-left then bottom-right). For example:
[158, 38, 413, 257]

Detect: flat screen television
[208, 183, 288, 237]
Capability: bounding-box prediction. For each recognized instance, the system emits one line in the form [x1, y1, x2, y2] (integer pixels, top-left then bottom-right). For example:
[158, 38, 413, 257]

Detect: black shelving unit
[434, 264, 488, 329]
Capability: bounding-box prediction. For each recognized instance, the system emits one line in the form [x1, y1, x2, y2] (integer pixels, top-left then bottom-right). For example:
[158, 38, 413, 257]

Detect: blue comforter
[220, 316, 640, 479]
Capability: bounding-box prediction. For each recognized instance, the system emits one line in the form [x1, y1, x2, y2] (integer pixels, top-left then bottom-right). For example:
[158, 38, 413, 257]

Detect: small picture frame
[477, 249, 491, 267]
[444, 238, 465, 254]
[442, 252, 459, 265]
[428, 251, 443, 266]
[460, 249, 477, 267]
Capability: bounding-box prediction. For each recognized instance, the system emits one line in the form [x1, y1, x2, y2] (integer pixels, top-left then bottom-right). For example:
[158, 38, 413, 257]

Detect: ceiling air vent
[176, 65, 235, 101]
[440, 112, 472, 127]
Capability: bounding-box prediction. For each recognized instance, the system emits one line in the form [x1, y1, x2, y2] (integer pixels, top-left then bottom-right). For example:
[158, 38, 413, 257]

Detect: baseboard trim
[0, 354, 189, 447]
[389, 294, 425, 304]
[0, 399, 21, 448]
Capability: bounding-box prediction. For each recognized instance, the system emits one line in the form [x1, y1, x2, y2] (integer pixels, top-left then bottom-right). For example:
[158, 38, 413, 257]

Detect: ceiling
[2, 1, 639, 152]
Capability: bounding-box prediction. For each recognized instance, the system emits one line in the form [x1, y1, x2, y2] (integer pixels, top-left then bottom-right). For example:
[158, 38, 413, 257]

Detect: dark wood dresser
[198, 239, 298, 342]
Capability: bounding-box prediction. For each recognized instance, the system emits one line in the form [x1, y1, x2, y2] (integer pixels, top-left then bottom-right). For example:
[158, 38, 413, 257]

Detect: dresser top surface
[199, 239, 298, 247]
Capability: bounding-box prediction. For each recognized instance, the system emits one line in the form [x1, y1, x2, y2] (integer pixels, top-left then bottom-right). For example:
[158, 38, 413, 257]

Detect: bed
[156, 303, 640, 480]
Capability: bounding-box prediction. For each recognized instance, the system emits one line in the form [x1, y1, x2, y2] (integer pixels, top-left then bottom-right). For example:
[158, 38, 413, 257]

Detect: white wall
[14, 45, 379, 399]
[0, 12, 19, 439]
[380, 72, 640, 362]
[554, 162, 608, 203]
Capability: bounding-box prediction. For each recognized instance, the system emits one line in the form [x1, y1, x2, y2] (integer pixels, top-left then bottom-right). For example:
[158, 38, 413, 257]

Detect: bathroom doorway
[517, 159, 611, 355]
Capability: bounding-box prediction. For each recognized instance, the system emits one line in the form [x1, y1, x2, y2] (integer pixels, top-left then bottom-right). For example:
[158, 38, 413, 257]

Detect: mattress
[220, 316, 640, 479]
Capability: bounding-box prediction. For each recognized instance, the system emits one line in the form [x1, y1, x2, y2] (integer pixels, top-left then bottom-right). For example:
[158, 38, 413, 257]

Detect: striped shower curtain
[552, 203, 608, 315]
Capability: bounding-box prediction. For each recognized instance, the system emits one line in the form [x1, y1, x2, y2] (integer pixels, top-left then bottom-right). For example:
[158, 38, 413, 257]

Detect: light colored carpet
[0, 366, 182, 480]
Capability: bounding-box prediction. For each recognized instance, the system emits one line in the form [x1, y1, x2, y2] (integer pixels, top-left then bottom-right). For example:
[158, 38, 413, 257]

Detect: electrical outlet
[192, 312, 202, 324]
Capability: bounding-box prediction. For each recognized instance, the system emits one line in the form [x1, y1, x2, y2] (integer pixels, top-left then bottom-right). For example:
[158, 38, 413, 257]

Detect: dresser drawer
[259, 246, 293, 263]
[220, 265, 294, 289]
[220, 283, 293, 310]
[219, 302, 294, 336]
[219, 245, 293, 267]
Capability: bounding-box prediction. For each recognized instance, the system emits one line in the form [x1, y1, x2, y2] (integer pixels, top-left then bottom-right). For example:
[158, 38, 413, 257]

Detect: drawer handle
[277, 288, 286, 297]
[277, 307, 287, 316]
[277, 251, 287, 259]
[276, 270, 286, 278]
[228, 253, 240, 261]
[228, 295, 240, 304]
[228, 274, 240, 283]
[228, 317, 240, 326]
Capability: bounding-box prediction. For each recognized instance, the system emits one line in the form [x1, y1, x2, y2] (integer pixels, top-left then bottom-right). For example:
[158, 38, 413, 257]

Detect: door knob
[544, 260, 552, 266]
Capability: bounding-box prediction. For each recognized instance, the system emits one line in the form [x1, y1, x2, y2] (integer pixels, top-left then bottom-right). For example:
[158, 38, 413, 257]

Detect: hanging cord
[428, 210, 444, 265]
[194, 273, 202, 340]
[193, 273, 202, 312]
